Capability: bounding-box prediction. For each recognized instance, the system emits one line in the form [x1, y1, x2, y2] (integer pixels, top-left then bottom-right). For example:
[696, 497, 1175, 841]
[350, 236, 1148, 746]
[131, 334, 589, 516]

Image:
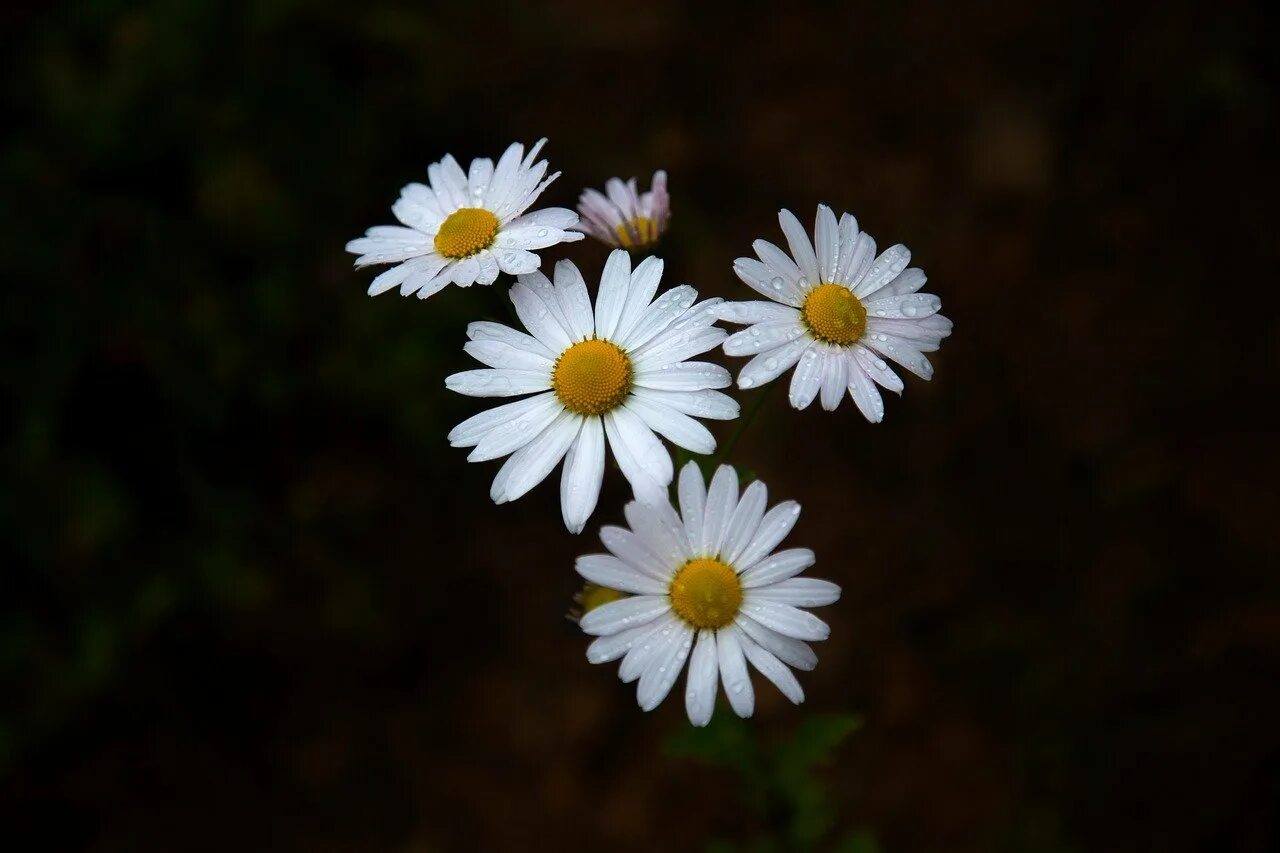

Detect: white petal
[575, 553, 666, 595]
[365, 256, 433, 296]
[509, 280, 573, 352]
[450, 256, 481, 286]
[631, 387, 740, 421]
[489, 412, 578, 504]
[814, 204, 839, 283]
[624, 398, 716, 455]
[600, 525, 674, 581]
[735, 615, 818, 671]
[463, 340, 554, 372]
[474, 250, 500, 285]
[819, 347, 848, 411]
[466, 156, 494, 199]
[734, 501, 801, 572]
[843, 231, 876, 290]
[740, 548, 816, 587]
[636, 622, 694, 711]
[594, 249, 632, 341]
[778, 208, 821, 287]
[409, 265, 454, 300]
[751, 240, 806, 300]
[701, 464, 739, 557]
[631, 327, 727, 371]
[619, 285, 699, 351]
[750, 578, 842, 607]
[466, 321, 557, 360]
[485, 141, 524, 212]
[467, 392, 563, 461]
[861, 291, 941, 320]
[739, 631, 805, 704]
[685, 630, 720, 726]
[866, 314, 952, 348]
[736, 337, 811, 390]
[863, 333, 934, 380]
[497, 224, 575, 251]
[742, 600, 830, 642]
[552, 259, 594, 342]
[496, 249, 541, 275]
[634, 361, 730, 392]
[833, 212, 860, 285]
[847, 361, 886, 422]
[854, 244, 912, 299]
[881, 267, 928, 298]
[733, 257, 803, 307]
[447, 392, 557, 447]
[721, 480, 767, 567]
[716, 624, 755, 718]
[723, 321, 807, 356]
[716, 301, 801, 326]
[787, 346, 824, 410]
[560, 415, 605, 533]
[623, 498, 691, 566]
[618, 614, 680, 682]
[512, 207, 579, 229]
[852, 345, 904, 394]
[587, 621, 659, 664]
[614, 256, 664, 342]
[677, 461, 707, 551]
[579, 594, 670, 636]
[603, 407, 673, 502]
[445, 368, 551, 397]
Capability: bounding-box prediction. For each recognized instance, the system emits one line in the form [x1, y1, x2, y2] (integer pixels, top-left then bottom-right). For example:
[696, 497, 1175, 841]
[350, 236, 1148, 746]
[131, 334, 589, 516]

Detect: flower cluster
[347, 140, 951, 725]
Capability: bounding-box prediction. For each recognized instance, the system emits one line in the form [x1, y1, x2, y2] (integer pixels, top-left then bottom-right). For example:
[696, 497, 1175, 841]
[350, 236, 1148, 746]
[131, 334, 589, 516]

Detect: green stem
[713, 380, 776, 469]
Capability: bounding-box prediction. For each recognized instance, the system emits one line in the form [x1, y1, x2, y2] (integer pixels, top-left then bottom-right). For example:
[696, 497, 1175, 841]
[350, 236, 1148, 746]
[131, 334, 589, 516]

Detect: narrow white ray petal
[393, 256, 450, 297]
[833, 212, 860, 285]
[495, 249, 541, 275]
[778, 209, 821, 287]
[560, 415, 605, 533]
[844, 231, 876, 290]
[735, 615, 818, 671]
[600, 525, 674, 581]
[701, 465, 739, 558]
[463, 340, 554, 372]
[815, 204, 839, 283]
[447, 392, 557, 447]
[624, 498, 691, 566]
[677, 461, 707, 551]
[489, 411, 578, 504]
[575, 553, 666, 595]
[723, 321, 806, 356]
[882, 267, 928, 298]
[716, 624, 755, 718]
[365, 256, 432, 296]
[467, 392, 563, 461]
[587, 621, 662, 665]
[466, 321, 557, 359]
[862, 291, 941, 320]
[862, 333, 934, 380]
[631, 327, 726, 371]
[819, 347, 848, 411]
[510, 280, 573, 353]
[721, 481, 767, 567]
[739, 630, 805, 704]
[751, 240, 805, 296]
[579, 594, 671, 636]
[594, 249, 632, 341]
[788, 346, 824, 410]
[854, 244, 912, 299]
[852, 346, 904, 394]
[618, 615, 680, 683]
[637, 623, 694, 711]
[739, 548, 816, 587]
[734, 501, 801, 572]
[847, 360, 887, 422]
[510, 207, 579, 230]
[615, 256, 664, 342]
[624, 398, 716, 455]
[634, 361, 731, 392]
[685, 630, 720, 726]
[466, 156, 494, 200]
[603, 407, 673, 502]
[741, 600, 830, 641]
[411, 266, 454, 300]
[445, 368, 551, 397]
[631, 387, 740, 421]
[619, 285, 698, 351]
[749, 578, 842, 607]
[716, 301, 801, 326]
[736, 337, 811, 390]
[552, 259, 594, 341]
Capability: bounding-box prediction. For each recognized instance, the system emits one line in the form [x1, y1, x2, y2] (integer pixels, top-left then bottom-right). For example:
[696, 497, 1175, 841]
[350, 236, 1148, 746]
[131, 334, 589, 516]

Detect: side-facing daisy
[345, 139, 584, 299]
[446, 250, 738, 533]
[718, 206, 952, 421]
[577, 171, 670, 250]
[577, 462, 840, 726]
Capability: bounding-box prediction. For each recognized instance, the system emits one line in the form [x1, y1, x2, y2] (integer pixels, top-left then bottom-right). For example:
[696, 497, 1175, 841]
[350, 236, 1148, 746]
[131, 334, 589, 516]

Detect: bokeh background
[4, 1, 1278, 850]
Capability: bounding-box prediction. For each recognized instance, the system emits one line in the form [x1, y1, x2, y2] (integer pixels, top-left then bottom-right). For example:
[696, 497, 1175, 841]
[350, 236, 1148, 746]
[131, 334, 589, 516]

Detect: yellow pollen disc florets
[552, 339, 633, 416]
[669, 558, 742, 630]
[802, 283, 867, 346]
[434, 207, 500, 259]
[614, 216, 658, 249]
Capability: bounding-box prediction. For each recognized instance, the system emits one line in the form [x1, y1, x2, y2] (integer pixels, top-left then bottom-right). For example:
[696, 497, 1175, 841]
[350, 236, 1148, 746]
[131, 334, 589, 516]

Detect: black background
[4, 1, 1278, 850]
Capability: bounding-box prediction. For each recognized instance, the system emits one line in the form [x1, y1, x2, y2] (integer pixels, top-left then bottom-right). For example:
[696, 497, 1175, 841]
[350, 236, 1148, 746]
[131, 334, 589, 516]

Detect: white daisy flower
[577, 461, 840, 726]
[345, 139, 584, 300]
[577, 170, 671, 250]
[718, 205, 953, 421]
[446, 250, 738, 533]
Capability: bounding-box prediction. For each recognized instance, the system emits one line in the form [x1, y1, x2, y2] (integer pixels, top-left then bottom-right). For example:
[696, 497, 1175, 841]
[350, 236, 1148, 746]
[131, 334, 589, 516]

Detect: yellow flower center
[802, 283, 867, 346]
[434, 207, 499, 259]
[578, 583, 628, 614]
[613, 216, 658, 249]
[552, 339, 633, 416]
[669, 558, 742, 630]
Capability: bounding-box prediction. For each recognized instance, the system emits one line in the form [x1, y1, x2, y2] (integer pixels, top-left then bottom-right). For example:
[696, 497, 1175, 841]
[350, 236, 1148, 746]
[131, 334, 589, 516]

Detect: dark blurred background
[4, 1, 1279, 850]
